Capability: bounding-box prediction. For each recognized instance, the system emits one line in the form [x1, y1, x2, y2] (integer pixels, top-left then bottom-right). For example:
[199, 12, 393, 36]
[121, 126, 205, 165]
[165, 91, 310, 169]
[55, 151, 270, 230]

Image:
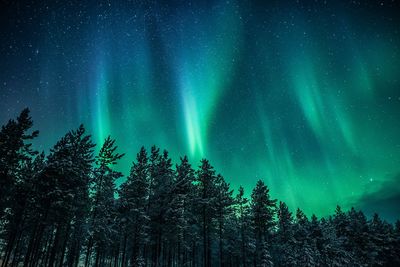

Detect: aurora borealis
[1, 1, 400, 220]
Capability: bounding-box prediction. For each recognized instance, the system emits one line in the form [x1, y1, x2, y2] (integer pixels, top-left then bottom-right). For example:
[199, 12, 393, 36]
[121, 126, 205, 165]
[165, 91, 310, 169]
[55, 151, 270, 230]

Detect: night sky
[1, 0, 400, 221]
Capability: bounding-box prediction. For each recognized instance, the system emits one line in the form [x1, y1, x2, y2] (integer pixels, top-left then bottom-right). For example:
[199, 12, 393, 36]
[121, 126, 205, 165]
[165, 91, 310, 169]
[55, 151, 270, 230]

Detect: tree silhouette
[1, 109, 399, 266]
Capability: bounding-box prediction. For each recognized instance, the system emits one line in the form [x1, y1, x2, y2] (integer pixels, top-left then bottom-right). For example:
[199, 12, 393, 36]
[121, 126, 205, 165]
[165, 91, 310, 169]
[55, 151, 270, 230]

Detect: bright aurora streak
[1, 0, 400, 221]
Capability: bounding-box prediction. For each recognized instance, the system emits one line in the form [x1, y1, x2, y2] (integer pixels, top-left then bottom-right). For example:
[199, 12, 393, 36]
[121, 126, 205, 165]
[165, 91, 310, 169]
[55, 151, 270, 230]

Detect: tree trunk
[113, 248, 119, 267]
[219, 217, 223, 267]
[23, 226, 37, 267]
[191, 241, 196, 267]
[94, 246, 101, 267]
[26, 207, 49, 267]
[241, 223, 245, 267]
[43, 230, 55, 267]
[58, 222, 71, 267]
[121, 232, 127, 267]
[207, 227, 211, 267]
[84, 237, 93, 267]
[203, 206, 207, 267]
[10, 229, 24, 267]
[48, 224, 62, 267]
[1, 229, 17, 267]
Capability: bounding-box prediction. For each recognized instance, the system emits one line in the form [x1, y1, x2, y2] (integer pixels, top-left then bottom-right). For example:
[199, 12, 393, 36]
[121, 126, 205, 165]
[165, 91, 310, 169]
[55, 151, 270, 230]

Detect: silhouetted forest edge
[1, 108, 399, 267]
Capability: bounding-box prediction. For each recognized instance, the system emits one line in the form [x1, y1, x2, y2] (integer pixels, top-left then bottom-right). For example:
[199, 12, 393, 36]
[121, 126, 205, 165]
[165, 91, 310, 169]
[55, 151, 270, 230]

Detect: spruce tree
[234, 186, 254, 267]
[0, 110, 400, 266]
[292, 208, 315, 266]
[148, 149, 174, 266]
[250, 180, 276, 266]
[85, 136, 124, 266]
[260, 242, 273, 267]
[168, 155, 195, 266]
[119, 147, 149, 267]
[214, 174, 234, 266]
[196, 159, 218, 267]
[275, 201, 294, 266]
[0, 152, 44, 267]
[0, 108, 38, 218]
[44, 125, 95, 267]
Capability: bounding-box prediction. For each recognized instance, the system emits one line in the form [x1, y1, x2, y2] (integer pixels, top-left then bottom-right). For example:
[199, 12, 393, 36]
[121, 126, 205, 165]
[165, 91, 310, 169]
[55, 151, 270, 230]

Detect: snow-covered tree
[85, 136, 124, 266]
[196, 159, 218, 267]
[0, 108, 38, 218]
[250, 180, 276, 266]
[214, 174, 234, 266]
[119, 147, 149, 267]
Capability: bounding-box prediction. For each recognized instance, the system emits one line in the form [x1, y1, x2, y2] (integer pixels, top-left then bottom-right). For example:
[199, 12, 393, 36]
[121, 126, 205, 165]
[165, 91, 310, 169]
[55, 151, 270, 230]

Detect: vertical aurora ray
[289, 57, 357, 153]
[90, 51, 111, 146]
[257, 110, 298, 210]
[181, 79, 204, 156]
[117, 28, 154, 148]
[281, 43, 361, 212]
[245, 9, 400, 216]
[173, 1, 243, 159]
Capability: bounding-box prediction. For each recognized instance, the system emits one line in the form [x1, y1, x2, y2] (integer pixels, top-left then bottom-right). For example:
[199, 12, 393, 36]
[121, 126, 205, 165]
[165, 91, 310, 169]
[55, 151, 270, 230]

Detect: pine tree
[147, 145, 161, 265]
[320, 217, 350, 266]
[369, 213, 395, 266]
[308, 214, 324, 265]
[259, 242, 273, 267]
[1, 110, 400, 267]
[214, 174, 234, 266]
[275, 201, 294, 266]
[8, 125, 95, 267]
[0, 152, 44, 267]
[119, 147, 149, 267]
[167, 155, 195, 266]
[85, 136, 124, 266]
[250, 180, 276, 266]
[277, 201, 293, 242]
[235, 186, 251, 267]
[344, 208, 370, 265]
[44, 125, 95, 267]
[196, 159, 218, 267]
[148, 148, 174, 266]
[393, 220, 400, 265]
[0, 108, 38, 218]
[333, 205, 348, 238]
[292, 208, 315, 266]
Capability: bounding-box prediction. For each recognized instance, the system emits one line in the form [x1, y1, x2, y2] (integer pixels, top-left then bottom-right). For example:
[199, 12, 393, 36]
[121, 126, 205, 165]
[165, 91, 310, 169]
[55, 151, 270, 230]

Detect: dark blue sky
[1, 0, 400, 220]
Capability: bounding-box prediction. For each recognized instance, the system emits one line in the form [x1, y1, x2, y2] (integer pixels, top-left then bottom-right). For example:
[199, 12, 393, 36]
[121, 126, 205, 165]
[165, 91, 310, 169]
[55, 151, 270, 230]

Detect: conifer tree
[214, 174, 234, 266]
[275, 201, 294, 266]
[260, 241, 273, 267]
[148, 149, 174, 266]
[119, 147, 149, 267]
[292, 208, 315, 266]
[168, 156, 195, 266]
[277, 201, 293, 242]
[44, 125, 95, 267]
[235, 186, 250, 266]
[250, 180, 276, 266]
[0, 110, 400, 266]
[0, 152, 44, 267]
[0, 108, 38, 218]
[85, 136, 124, 266]
[196, 159, 218, 267]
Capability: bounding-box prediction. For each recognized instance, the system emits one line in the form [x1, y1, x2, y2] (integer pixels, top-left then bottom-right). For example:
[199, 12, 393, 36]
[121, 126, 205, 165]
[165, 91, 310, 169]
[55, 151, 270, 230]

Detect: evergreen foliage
[1, 109, 399, 266]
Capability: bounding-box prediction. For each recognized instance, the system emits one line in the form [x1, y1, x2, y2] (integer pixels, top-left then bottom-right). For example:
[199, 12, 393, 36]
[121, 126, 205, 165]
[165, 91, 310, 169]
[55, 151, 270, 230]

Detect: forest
[0, 108, 399, 267]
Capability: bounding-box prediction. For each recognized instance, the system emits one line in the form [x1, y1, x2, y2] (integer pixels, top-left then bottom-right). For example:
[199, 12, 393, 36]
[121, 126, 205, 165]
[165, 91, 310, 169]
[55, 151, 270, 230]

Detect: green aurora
[1, 0, 400, 220]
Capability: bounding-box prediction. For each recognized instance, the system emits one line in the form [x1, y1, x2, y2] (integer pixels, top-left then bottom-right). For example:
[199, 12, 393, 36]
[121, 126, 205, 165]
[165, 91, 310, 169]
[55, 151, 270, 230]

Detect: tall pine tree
[250, 180, 276, 266]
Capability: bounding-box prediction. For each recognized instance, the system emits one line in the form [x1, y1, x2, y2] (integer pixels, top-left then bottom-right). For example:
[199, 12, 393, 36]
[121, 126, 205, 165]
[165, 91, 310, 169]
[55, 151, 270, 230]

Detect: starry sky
[1, 0, 400, 221]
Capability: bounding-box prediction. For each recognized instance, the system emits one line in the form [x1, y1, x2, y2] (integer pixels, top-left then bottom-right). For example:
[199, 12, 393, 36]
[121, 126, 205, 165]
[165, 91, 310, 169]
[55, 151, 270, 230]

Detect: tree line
[0, 108, 399, 267]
